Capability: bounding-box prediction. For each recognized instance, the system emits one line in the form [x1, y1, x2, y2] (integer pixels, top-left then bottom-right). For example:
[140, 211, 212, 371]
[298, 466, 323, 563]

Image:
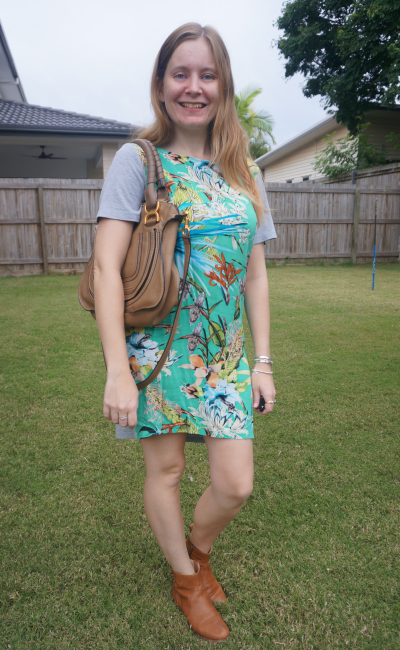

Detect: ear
[157, 78, 165, 103]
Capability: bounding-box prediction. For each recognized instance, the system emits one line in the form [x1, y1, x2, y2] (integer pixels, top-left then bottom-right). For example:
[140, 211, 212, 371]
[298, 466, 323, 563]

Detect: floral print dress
[126, 146, 260, 440]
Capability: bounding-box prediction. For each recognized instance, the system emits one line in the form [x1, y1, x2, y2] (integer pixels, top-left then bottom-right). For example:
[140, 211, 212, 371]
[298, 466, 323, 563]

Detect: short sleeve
[96, 143, 146, 223]
[253, 169, 277, 245]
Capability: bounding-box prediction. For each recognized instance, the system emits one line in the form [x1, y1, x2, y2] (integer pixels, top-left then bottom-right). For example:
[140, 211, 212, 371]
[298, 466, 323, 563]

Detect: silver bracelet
[254, 356, 273, 365]
[252, 369, 273, 375]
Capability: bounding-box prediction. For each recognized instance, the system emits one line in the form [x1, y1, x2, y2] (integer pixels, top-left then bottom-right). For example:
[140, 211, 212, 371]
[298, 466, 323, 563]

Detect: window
[302, 175, 310, 181]
[286, 179, 293, 184]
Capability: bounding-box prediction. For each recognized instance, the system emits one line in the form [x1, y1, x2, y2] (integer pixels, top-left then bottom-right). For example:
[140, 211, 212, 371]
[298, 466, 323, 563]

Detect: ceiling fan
[22, 145, 67, 160]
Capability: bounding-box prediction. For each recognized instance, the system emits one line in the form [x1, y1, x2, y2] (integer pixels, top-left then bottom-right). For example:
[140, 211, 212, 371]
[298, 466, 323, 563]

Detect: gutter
[0, 21, 27, 103]
[0, 126, 138, 138]
[255, 114, 336, 168]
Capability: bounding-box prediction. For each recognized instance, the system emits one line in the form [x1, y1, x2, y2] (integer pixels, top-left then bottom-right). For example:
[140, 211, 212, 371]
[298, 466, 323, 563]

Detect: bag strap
[129, 138, 191, 390]
[131, 138, 167, 206]
[137, 231, 191, 390]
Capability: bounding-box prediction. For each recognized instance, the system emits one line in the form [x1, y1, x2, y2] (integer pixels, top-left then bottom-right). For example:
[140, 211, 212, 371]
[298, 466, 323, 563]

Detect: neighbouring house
[255, 108, 400, 184]
[0, 21, 136, 179]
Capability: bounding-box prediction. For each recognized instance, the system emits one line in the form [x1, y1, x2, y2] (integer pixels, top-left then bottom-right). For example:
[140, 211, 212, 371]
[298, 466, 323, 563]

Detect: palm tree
[235, 85, 275, 159]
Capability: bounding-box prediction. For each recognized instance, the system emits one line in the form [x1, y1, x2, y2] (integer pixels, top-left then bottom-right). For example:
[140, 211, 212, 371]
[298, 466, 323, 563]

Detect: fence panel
[0, 179, 102, 275]
[264, 184, 400, 262]
[0, 177, 399, 275]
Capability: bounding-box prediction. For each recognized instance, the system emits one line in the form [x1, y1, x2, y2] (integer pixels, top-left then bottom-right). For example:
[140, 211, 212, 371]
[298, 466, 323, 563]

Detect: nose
[185, 73, 201, 95]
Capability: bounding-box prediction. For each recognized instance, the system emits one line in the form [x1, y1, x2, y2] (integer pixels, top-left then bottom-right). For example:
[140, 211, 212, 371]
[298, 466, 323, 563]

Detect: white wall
[263, 125, 348, 184]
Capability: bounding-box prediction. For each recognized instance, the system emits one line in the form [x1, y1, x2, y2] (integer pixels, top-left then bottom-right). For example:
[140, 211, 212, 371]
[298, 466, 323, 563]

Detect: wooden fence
[264, 183, 400, 263]
[0, 177, 399, 275]
[0, 178, 102, 276]
[302, 161, 400, 189]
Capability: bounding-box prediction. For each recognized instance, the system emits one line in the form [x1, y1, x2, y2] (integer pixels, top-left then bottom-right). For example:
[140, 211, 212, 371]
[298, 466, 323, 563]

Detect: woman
[94, 23, 276, 642]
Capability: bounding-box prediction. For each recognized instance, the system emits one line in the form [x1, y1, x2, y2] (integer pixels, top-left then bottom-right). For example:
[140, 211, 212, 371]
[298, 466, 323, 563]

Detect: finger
[110, 407, 119, 424]
[252, 386, 260, 410]
[119, 413, 129, 428]
[103, 403, 112, 420]
[127, 405, 137, 429]
[260, 395, 275, 415]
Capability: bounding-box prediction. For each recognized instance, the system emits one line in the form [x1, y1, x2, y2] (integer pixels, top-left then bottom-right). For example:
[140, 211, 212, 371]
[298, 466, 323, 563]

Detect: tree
[235, 86, 276, 158]
[276, 0, 400, 134]
[314, 124, 386, 178]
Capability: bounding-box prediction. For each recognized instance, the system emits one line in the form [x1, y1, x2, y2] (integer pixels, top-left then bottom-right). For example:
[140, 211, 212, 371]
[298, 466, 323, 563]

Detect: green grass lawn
[1, 265, 399, 650]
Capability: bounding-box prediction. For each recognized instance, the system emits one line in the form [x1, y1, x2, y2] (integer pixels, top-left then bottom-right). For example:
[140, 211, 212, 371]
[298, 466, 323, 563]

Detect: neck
[165, 128, 211, 160]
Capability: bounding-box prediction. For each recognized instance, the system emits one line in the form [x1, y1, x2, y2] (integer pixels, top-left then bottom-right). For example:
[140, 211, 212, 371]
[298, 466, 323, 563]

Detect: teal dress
[125, 146, 259, 440]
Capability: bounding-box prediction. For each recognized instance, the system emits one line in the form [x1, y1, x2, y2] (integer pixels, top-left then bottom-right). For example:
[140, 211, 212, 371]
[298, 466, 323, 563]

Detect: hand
[103, 368, 139, 428]
[251, 372, 276, 415]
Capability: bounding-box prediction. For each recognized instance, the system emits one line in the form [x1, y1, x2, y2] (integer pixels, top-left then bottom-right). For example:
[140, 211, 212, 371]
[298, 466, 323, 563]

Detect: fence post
[37, 185, 48, 274]
[351, 189, 361, 264]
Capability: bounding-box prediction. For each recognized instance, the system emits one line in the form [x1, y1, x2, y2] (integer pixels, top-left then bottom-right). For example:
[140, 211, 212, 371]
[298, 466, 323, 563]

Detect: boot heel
[172, 560, 229, 641]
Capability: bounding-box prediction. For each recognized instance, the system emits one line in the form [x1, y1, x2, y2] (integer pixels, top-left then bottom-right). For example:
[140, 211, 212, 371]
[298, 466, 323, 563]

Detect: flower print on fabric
[127, 146, 260, 440]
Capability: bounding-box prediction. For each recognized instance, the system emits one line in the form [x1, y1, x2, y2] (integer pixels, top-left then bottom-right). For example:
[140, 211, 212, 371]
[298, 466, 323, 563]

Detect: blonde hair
[139, 22, 263, 224]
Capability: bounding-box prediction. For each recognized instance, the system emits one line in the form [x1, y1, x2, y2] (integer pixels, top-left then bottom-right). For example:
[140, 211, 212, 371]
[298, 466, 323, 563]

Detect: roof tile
[0, 98, 135, 134]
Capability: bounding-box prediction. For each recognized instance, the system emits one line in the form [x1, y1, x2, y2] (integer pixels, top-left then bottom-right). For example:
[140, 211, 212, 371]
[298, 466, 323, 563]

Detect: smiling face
[158, 38, 220, 138]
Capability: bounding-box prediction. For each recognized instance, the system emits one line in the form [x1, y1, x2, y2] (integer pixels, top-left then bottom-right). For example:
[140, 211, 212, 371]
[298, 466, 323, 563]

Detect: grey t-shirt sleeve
[96, 143, 146, 223]
[97, 145, 276, 245]
[253, 169, 277, 244]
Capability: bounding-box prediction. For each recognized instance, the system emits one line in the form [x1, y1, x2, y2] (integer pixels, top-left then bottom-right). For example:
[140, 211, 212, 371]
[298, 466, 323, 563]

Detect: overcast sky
[2, 0, 327, 147]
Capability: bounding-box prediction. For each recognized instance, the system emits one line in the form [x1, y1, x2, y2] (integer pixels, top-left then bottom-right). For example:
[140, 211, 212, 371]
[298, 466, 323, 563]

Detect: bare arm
[94, 217, 139, 428]
[244, 243, 276, 414]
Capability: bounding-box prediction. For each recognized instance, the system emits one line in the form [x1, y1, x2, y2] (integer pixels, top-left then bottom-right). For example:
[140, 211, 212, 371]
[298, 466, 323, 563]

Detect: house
[0, 21, 136, 179]
[255, 108, 400, 184]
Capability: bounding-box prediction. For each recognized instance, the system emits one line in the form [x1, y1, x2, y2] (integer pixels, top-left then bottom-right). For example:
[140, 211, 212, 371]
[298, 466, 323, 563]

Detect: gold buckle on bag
[144, 201, 160, 224]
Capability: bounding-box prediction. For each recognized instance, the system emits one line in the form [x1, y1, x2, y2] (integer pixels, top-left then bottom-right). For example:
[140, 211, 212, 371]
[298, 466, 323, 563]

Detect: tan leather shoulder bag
[78, 139, 191, 390]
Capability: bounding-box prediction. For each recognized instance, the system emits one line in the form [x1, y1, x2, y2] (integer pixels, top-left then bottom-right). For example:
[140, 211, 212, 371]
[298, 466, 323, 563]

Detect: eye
[174, 73, 186, 80]
[203, 73, 216, 81]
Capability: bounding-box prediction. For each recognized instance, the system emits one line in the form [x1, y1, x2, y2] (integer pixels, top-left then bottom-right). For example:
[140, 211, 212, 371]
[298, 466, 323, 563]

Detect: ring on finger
[266, 400, 276, 404]
[119, 415, 128, 421]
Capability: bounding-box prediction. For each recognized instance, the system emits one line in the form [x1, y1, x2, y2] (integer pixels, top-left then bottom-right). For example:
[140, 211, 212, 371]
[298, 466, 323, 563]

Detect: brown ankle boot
[172, 560, 229, 641]
[186, 524, 227, 603]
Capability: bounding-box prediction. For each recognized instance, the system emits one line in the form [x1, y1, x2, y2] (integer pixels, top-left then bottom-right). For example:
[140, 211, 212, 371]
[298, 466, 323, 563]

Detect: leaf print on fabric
[208, 319, 226, 347]
[132, 143, 147, 168]
[144, 384, 165, 424]
[188, 402, 250, 439]
[181, 383, 204, 400]
[235, 377, 252, 393]
[224, 321, 245, 365]
[162, 399, 184, 424]
[126, 147, 259, 440]
[186, 161, 249, 209]
[205, 252, 242, 305]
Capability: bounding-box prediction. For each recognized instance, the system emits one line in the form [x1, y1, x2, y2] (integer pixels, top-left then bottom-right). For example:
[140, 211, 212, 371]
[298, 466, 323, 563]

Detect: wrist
[106, 364, 132, 380]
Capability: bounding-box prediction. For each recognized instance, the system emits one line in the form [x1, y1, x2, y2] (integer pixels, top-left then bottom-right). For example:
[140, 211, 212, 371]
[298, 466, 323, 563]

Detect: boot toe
[194, 618, 230, 641]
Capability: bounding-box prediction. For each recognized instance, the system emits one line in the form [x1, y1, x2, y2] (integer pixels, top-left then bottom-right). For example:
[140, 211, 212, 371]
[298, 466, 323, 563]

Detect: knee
[215, 478, 253, 508]
[147, 456, 186, 488]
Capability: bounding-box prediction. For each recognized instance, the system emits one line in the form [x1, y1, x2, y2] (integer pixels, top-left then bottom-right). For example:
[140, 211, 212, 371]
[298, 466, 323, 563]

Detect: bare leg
[140, 431, 194, 575]
[190, 438, 254, 554]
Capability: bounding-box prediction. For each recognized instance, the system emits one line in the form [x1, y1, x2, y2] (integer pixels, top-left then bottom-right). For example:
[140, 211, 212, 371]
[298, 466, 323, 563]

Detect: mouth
[179, 102, 207, 109]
